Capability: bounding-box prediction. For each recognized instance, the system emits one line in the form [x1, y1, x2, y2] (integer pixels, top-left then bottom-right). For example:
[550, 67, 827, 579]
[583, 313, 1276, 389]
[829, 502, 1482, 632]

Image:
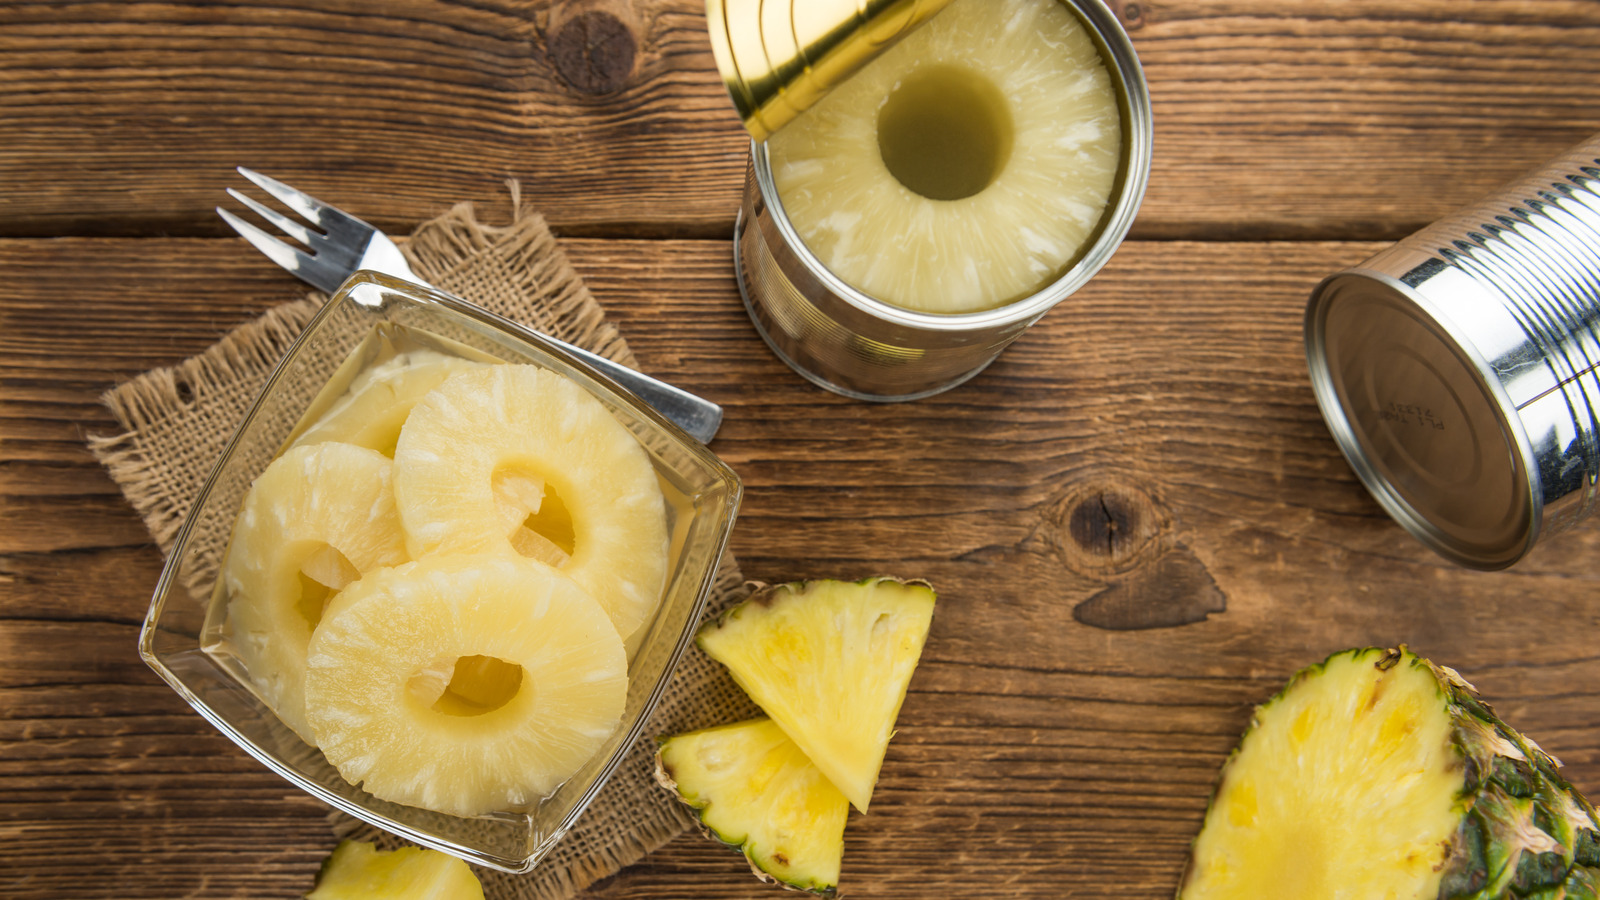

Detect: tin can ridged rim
[1305, 267, 1543, 570]
[750, 0, 1153, 333]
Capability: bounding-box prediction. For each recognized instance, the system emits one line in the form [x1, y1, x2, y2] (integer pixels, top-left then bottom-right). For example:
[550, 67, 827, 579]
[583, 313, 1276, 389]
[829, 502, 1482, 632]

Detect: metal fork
[217, 167, 722, 443]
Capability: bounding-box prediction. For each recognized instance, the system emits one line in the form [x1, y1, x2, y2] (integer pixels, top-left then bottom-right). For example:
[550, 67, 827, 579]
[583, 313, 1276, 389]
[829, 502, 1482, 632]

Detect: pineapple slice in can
[696, 577, 936, 813]
[655, 717, 849, 897]
[1181, 647, 1600, 900]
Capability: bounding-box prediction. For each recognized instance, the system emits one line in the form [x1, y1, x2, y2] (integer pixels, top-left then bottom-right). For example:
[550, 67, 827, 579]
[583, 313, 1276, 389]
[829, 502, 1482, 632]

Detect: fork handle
[407, 276, 722, 443]
[550, 338, 724, 444]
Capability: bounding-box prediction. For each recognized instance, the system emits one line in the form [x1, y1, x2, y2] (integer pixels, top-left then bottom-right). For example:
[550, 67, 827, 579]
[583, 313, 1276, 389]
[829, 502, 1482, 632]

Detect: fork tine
[225, 188, 323, 248]
[217, 207, 348, 294]
[235, 166, 370, 233]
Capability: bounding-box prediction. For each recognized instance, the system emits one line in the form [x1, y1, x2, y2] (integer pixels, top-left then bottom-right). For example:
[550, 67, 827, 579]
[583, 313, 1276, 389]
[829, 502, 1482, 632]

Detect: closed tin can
[718, 0, 1153, 401]
[1306, 133, 1600, 569]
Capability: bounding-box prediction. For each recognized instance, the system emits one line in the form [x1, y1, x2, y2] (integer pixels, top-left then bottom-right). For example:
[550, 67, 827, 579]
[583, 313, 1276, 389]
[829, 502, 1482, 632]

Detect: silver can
[730, 0, 1153, 401]
[1306, 133, 1600, 569]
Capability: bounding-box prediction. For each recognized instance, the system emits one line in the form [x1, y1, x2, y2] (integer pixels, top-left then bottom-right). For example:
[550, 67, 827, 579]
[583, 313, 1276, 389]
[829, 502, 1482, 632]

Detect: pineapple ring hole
[294, 544, 358, 630]
[876, 64, 1014, 201]
[407, 655, 525, 717]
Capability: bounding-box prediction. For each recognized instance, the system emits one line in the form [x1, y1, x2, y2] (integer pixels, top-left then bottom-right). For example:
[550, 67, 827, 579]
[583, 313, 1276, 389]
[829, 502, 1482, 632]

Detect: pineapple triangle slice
[696, 578, 936, 813]
[655, 718, 849, 897]
[305, 839, 484, 899]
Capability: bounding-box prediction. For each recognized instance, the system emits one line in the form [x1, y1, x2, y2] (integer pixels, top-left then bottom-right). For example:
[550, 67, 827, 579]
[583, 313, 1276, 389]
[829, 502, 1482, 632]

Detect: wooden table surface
[5, 2, 1600, 897]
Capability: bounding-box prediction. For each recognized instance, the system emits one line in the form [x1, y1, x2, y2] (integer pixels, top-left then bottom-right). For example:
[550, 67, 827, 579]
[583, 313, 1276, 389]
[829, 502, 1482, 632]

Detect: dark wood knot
[1046, 479, 1226, 631]
[1104, 0, 1146, 30]
[1071, 546, 1226, 631]
[1050, 480, 1164, 577]
[548, 7, 637, 94]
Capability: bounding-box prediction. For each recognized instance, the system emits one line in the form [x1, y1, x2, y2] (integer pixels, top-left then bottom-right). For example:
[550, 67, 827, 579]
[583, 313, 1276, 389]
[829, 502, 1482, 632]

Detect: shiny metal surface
[1306, 134, 1600, 568]
[218, 168, 724, 444]
[706, 0, 956, 142]
[733, 0, 1153, 401]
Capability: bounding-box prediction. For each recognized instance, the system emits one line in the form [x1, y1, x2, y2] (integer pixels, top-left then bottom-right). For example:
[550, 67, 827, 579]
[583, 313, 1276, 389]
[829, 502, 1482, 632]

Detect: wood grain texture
[2, 1, 1600, 240]
[2, 237, 1596, 898]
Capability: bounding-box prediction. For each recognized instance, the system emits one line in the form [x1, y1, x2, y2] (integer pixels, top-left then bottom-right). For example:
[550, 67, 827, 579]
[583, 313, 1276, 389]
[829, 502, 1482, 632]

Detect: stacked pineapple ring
[222, 358, 669, 818]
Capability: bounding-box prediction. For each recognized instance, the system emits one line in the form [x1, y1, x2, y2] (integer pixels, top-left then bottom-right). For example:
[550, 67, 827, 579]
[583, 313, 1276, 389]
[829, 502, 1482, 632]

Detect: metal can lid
[1306, 270, 1539, 569]
[705, 0, 955, 142]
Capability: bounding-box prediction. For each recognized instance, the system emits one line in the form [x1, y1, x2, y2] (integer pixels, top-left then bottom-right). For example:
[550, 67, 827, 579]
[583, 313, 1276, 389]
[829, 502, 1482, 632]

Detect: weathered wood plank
[2, 2, 1599, 240]
[2, 236, 1597, 898]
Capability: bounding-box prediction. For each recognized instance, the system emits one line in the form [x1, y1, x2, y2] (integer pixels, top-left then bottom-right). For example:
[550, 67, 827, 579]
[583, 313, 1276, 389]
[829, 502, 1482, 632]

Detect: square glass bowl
[138, 271, 742, 872]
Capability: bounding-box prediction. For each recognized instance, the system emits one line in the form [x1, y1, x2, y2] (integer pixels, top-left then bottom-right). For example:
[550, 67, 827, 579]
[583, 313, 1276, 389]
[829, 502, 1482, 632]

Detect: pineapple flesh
[223, 442, 408, 743]
[292, 350, 482, 457]
[392, 364, 669, 644]
[303, 554, 627, 818]
[1181, 647, 1600, 900]
[696, 578, 936, 813]
[769, 0, 1121, 313]
[304, 839, 484, 900]
[656, 718, 849, 897]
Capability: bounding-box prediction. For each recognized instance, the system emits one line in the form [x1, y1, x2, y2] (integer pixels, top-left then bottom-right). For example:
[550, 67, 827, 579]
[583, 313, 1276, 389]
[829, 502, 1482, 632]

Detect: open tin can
[1306, 133, 1600, 569]
[708, 0, 1153, 401]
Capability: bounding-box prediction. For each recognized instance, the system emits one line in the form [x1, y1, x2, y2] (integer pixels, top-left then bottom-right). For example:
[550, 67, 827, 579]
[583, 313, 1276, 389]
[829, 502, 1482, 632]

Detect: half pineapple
[696, 578, 937, 813]
[656, 718, 850, 897]
[1181, 646, 1600, 900]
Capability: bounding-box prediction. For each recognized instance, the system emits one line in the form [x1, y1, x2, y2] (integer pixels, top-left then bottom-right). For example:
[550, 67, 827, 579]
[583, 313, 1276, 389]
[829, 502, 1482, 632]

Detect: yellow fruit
[292, 350, 483, 457]
[768, 0, 1121, 313]
[304, 839, 483, 900]
[392, 364, 668, 644]
[304, 554, 627, 818]
[656, 718, 849, 897]
[696, 578, 936, 813]
[223, 442, 408, 742]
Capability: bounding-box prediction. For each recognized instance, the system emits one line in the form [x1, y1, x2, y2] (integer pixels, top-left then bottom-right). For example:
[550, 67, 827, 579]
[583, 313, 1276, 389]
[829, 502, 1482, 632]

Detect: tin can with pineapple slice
[1306, 132, 1600, 569]
[709, 0, 1153, 401]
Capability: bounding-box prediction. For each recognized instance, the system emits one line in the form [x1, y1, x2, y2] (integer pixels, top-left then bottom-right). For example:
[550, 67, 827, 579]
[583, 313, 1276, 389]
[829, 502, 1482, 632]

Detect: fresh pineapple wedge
[656, 718, 849, 897]
[1181, 647, 1600, 900]
[393, 364, 668, 644]
[304, 554, 627, 818]
[304, 839, 483, 900]
[292, 350, 482, 457]
[696, 578, 936, 813]
[223, 442, 408, 743]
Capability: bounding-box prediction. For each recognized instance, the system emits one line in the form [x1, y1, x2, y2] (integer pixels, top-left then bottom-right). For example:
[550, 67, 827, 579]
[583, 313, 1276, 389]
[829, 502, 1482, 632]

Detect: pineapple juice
[767, 0, 1122, 314]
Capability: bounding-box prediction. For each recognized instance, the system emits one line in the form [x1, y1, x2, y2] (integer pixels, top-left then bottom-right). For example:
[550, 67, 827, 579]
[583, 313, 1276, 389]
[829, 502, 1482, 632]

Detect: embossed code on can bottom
[1307, 134, 1600, 569]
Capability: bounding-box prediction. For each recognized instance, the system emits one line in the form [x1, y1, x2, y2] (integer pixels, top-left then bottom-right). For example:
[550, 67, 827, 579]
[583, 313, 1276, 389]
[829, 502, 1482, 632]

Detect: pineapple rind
[654, 718, 848, 897]
[1178, 647, 1600, 900]
[696, 577, 936, 814]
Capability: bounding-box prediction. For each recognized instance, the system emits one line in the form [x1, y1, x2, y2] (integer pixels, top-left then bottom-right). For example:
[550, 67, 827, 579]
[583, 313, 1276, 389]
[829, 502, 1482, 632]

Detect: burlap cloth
[89, 196, 759, 899]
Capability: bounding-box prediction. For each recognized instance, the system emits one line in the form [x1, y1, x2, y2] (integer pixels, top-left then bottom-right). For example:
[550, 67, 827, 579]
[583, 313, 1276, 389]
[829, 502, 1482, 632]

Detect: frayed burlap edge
[89, 192, 755, 900]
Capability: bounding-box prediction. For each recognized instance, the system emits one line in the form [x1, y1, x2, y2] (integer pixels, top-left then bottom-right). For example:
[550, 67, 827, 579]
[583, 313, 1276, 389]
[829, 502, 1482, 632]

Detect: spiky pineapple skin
[1180, 647, 1600, 900]
[654, 718, 848, 898]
